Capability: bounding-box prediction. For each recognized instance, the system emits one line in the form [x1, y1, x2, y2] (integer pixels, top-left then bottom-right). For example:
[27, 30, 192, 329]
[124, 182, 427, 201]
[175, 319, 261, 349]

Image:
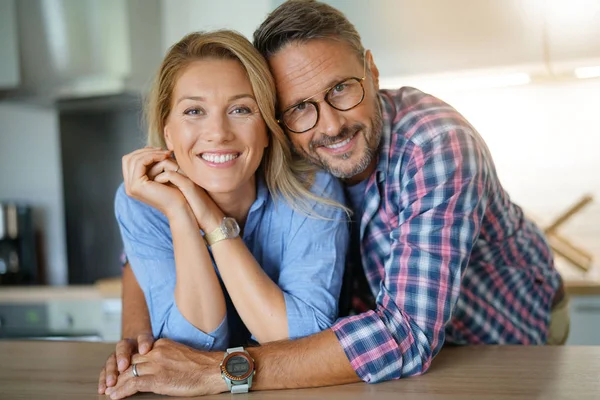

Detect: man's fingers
[115, 339, 134, 372]
[131, 352, 150, 365]
[104, 352, 119, 387]
[137, 332, 155, 355]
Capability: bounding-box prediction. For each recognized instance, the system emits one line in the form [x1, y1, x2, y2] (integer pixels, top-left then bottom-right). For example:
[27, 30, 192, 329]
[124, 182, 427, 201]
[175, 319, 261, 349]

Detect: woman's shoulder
[114, 183, 170, 235]
[267, 170, 347, 221]
[309, 170, 345, 200]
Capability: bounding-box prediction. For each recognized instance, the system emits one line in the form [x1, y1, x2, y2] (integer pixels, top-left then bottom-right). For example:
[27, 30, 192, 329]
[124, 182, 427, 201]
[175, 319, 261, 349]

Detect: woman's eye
[231, 106, 251, 114]
[184, 108, 204, 116]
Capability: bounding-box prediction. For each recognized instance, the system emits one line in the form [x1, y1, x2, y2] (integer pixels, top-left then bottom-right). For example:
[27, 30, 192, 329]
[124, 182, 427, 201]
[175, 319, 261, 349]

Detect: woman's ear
[365, 50, 379, 91]
[163, 124, 174, 151]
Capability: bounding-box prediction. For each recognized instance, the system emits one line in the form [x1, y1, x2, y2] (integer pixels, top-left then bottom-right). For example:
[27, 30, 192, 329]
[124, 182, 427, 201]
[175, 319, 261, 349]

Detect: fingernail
[107, 375, 115, 385]
[105, 387, 113, 395]
[118, 359, 127, 370]
[98, 385, 104, 394]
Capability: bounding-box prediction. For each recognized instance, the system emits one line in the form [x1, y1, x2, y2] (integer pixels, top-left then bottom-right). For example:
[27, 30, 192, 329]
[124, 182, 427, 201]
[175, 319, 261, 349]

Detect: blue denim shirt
[115, 171, 349, 350]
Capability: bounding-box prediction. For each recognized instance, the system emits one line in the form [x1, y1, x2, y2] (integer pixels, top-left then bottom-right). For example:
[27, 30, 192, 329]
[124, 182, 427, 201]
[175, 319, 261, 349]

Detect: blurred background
[0, 0, 598, 342]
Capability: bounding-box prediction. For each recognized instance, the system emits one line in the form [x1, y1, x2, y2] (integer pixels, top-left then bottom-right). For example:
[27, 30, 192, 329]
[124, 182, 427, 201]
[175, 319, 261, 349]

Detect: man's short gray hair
[253, 0, 365, 61]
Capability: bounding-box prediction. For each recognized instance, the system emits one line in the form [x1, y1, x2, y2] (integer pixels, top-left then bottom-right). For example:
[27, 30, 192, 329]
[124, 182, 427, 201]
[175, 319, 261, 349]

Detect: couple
[100, 0, 568, 398]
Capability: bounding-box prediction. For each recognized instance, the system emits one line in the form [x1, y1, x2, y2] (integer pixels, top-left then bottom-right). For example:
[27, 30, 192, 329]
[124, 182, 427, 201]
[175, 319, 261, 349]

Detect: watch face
[222, 217, 240, 238]
[226, 355, 250, 377]
[221, 352, 254, 382]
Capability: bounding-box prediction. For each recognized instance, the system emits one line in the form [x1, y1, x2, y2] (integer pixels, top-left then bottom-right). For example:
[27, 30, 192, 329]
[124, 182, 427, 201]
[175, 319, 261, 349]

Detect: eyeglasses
[277, 57, 367, 134]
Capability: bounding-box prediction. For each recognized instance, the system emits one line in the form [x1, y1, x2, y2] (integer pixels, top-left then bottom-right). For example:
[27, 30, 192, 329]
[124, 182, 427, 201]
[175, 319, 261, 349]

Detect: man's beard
[292, 98, 383, 179]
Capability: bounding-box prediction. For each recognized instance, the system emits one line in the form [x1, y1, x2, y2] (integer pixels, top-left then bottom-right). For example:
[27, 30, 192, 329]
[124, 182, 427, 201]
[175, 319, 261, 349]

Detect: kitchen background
[0, 0, 599, 342]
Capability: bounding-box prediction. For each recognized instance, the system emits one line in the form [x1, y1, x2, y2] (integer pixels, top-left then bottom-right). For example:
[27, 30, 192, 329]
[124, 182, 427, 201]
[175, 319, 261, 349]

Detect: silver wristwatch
[220, 347, 255, 393]
[204, 217, 240, 246]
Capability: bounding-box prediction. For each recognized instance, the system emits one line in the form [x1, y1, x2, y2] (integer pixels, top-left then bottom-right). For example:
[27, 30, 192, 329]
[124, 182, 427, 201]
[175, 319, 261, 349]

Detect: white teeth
[324, 136, 352, 149]
[201, 153, 239, 163]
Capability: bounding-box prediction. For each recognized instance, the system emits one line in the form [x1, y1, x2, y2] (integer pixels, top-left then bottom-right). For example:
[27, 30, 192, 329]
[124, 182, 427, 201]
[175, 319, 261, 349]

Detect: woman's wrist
[199, 209, 225, 235]
[166, 203, 197, 227]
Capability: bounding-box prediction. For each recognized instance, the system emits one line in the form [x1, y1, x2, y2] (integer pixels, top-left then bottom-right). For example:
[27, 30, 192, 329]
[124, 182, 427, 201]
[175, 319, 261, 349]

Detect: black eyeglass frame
[277, 57, 367, 134]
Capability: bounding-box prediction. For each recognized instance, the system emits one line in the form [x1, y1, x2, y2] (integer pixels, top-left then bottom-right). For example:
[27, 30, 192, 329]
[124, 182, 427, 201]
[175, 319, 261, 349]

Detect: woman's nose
[202, 114, 234, 143]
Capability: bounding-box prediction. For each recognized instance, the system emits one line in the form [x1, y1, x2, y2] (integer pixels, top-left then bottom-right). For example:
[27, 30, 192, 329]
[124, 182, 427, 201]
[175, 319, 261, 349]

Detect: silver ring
[132, 363, 139, 378]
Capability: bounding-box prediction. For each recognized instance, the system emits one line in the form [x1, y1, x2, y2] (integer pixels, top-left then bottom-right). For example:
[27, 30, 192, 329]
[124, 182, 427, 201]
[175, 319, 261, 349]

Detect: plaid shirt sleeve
[332, 127, 489, 383]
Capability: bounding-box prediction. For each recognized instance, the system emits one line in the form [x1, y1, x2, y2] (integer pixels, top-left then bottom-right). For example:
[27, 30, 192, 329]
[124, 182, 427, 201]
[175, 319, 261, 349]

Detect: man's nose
[202, 114, 234, 143]
[316, 102, 346, 137]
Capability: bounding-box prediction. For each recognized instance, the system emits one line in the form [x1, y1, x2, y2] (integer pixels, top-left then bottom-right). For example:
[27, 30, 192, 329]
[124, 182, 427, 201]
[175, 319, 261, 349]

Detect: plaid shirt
[332, 87, 561, 383]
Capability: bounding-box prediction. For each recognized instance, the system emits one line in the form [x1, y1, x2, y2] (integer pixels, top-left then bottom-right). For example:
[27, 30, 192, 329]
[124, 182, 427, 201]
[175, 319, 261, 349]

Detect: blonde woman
[98, 30, 349, 395]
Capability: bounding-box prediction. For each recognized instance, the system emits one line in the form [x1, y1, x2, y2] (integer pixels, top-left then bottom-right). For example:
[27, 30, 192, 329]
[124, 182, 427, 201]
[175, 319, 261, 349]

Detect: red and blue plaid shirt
[332, 87, 561, 383]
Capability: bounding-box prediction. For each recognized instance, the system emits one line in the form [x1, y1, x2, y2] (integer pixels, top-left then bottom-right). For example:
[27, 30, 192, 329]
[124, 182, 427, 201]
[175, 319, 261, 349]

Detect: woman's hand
[122, 147, 188, 219]
[148, 158, 224, 232]
[98, 332, 154, 395]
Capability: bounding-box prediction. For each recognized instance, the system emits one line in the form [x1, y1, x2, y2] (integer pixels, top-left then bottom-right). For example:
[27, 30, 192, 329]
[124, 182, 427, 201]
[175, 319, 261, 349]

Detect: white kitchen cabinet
[0, 0, 20, 88]
[0, 290, 121, 342]
[566, 295, 600, 345]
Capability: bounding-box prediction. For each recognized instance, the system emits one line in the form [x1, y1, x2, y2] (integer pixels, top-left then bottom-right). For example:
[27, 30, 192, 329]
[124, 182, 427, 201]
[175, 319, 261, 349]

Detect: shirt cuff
[332, 311, 403, 383]
[161, 302, 228, 351]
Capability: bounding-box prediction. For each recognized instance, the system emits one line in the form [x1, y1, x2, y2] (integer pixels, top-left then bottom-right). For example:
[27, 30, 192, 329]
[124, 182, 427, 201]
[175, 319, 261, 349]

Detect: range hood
[5, 0, 162, 103]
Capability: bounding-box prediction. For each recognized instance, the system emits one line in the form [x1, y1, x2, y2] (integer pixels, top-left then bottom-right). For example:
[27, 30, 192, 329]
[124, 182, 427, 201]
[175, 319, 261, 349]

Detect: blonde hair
[146, 30, 348, 217]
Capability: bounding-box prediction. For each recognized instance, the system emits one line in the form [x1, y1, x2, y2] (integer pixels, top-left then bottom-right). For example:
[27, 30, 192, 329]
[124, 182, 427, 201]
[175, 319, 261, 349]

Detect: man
[103, 1, 568, 398]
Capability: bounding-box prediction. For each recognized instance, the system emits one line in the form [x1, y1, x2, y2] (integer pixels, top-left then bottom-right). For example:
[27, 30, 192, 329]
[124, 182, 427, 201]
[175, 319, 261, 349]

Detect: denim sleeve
[278, 173, 350, 339]
[114, 184, 229, 350]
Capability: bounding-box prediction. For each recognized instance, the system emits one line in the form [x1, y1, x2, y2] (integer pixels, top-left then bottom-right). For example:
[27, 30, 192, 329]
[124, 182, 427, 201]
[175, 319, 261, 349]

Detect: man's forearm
[247, 329, 360, 390]
[121, 262, 152, 338]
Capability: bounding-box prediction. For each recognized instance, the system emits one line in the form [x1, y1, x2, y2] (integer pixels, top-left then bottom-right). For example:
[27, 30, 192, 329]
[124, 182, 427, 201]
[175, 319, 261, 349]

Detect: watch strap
[227, 346, 245, 354]
[204, 225, 225, 246]
[231, 384, 249, 394]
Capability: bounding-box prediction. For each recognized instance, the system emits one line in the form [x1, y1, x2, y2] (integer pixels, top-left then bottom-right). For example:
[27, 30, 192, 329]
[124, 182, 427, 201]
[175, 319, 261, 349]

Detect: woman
[98, 30, 349, 394]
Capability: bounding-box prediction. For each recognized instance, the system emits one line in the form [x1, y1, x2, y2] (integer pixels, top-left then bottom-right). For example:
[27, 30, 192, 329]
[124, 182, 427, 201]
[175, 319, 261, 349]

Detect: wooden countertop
[1, 341, 599, 399]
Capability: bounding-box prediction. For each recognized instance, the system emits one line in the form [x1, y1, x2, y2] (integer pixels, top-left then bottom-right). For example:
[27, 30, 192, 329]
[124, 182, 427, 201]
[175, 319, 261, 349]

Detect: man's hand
[104, 339, 228, 399]
[98, 332, 154, 394]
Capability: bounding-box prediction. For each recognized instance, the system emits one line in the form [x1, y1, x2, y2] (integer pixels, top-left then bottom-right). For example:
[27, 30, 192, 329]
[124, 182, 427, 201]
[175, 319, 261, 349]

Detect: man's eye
[333, 83, 347, 93]
[293, 103, 308, 112]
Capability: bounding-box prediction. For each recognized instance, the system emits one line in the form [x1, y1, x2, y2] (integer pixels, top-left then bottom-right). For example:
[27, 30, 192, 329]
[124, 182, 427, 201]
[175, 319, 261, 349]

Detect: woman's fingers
[147, 158, 179, 181]
[115, 339, 135, 373]
[153, 169, 191, 188]
[129, 151, 171, 183]
[103, 352, 119, 388]
[137, 332, 155, 355]
[98, 366, 107, 394]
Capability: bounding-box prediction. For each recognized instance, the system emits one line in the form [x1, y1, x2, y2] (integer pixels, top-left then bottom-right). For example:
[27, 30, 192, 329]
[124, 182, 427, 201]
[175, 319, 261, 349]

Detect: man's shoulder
[380, 87, 475, 147]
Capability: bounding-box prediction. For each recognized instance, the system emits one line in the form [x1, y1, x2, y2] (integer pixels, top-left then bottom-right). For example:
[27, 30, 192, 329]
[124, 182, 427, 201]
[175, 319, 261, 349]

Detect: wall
[0, 102, 67, 285]
[423, 78, 600, 275]
[0, 0, 20, 89]
[161, 0, 272, 49]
